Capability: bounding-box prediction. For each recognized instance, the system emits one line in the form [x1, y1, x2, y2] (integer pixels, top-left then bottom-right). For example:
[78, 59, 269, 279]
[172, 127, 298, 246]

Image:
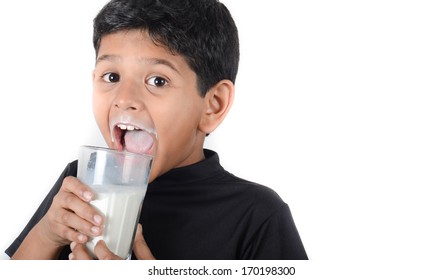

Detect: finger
[53, 208, 102, 239]
[133, 224, 155, 260]
[60, 193, 104, 227]
[43, 209, 89, 244]
[57, 178, 104, 227]
[69, 242, 93, 260]
[94, 240, 121, 260]
[62, 176, 94, 202]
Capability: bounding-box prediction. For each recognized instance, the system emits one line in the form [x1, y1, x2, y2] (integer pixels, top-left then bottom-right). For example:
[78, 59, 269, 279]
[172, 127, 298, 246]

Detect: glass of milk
[77, 145, 154, 259]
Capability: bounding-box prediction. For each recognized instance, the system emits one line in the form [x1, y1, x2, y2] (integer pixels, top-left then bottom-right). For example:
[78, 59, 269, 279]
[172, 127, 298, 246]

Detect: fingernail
[70, 242, 77, 251]
[83, 191, 93, 201]
[69, 253, 75, 260]
[78, 234, 87, 243]
[91, 226, 100, 235]
[93, 214, 103, 225]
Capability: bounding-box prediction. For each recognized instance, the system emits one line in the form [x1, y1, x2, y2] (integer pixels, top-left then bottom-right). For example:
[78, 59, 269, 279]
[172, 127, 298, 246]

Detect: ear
[198, 79, 235, 134]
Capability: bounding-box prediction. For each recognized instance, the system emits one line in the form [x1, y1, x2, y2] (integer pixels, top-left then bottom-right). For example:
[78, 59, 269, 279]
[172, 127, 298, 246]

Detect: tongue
[124, 130, 155, 155]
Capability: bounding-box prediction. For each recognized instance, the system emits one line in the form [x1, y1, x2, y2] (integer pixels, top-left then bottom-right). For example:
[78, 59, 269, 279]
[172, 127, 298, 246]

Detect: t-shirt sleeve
[243, 203, 308, 260]
[5, 161, 78, 258]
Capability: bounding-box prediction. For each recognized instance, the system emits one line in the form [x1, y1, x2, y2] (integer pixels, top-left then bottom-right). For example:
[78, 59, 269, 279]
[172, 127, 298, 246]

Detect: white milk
[86, 184, 147, 259]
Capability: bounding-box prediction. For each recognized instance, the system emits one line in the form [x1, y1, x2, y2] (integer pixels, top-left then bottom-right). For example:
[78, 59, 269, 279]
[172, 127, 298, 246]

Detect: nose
[113, 82, 145, 111]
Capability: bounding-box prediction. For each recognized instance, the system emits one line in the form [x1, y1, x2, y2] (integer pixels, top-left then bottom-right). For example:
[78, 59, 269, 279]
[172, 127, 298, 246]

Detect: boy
[6, 0, 307, 260]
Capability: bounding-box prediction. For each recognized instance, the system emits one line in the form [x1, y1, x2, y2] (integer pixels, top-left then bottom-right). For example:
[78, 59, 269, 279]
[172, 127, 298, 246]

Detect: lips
[112, 122, 156, 155]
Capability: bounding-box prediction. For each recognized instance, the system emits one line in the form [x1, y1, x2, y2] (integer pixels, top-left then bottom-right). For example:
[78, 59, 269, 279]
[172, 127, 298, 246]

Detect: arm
[11, 220, 64, 259]
[244, 204, 308, 260]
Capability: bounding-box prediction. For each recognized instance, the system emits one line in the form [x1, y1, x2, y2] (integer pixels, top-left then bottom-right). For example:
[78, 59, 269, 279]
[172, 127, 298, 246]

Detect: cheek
[157, 100, 202, 142]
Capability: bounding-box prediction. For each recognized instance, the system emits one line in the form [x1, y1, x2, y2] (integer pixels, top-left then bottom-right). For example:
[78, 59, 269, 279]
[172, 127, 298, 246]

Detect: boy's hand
[132, 224, 156, 259]
[69, 224, 156, 260]
[38, 176, 103, 248]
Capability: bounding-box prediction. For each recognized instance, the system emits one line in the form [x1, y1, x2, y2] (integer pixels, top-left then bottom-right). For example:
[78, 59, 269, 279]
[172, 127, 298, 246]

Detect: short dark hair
[93, 0, 240, 96]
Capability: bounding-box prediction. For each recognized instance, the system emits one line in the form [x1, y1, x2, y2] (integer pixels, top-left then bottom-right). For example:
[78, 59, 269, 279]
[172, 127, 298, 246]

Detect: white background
[1, 0, 441, 278]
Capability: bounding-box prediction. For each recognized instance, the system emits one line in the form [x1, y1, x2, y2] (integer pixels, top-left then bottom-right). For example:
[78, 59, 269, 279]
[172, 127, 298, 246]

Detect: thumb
[133, 224, 156, 260]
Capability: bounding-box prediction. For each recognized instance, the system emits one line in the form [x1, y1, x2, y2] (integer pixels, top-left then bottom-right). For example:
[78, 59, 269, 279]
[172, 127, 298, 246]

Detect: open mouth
[112, 123, 156, 155]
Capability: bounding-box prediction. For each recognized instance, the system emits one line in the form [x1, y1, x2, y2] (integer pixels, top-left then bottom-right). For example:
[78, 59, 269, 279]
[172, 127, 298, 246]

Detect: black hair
[93, 0, 240, 96]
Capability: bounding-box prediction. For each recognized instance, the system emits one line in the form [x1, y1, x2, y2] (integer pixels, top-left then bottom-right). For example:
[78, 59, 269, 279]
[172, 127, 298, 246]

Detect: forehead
[96, 29, 188, 69]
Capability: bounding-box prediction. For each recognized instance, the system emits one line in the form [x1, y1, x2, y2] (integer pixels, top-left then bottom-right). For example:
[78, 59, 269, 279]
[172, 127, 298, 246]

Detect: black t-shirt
[6, 150, 307, 259]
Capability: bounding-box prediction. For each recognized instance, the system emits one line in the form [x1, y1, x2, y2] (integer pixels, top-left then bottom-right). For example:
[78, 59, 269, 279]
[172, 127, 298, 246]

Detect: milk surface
[86, 184, 147, 259]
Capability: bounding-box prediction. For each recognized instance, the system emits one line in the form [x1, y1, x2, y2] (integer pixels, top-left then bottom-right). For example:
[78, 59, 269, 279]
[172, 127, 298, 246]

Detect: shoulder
[66, 160, 78, 176]
[218, 171, 288, 215]
[46, 160, 78, 196]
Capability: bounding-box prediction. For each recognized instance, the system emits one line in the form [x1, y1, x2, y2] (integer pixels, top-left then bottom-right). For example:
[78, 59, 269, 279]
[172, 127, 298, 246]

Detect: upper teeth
[117, 124, 138, 131]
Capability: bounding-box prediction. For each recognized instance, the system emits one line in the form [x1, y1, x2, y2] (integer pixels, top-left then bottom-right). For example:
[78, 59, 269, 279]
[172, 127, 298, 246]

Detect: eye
[146, 76, 168, 87]
[102, 72, 120, 83]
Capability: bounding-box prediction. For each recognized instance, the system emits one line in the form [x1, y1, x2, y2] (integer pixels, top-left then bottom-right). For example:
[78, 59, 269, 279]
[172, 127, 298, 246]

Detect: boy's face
[93, 29, 207, 180]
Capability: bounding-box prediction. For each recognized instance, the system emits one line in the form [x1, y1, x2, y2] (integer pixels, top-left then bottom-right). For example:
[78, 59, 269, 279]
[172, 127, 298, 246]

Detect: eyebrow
[96, 54, 181, 75]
